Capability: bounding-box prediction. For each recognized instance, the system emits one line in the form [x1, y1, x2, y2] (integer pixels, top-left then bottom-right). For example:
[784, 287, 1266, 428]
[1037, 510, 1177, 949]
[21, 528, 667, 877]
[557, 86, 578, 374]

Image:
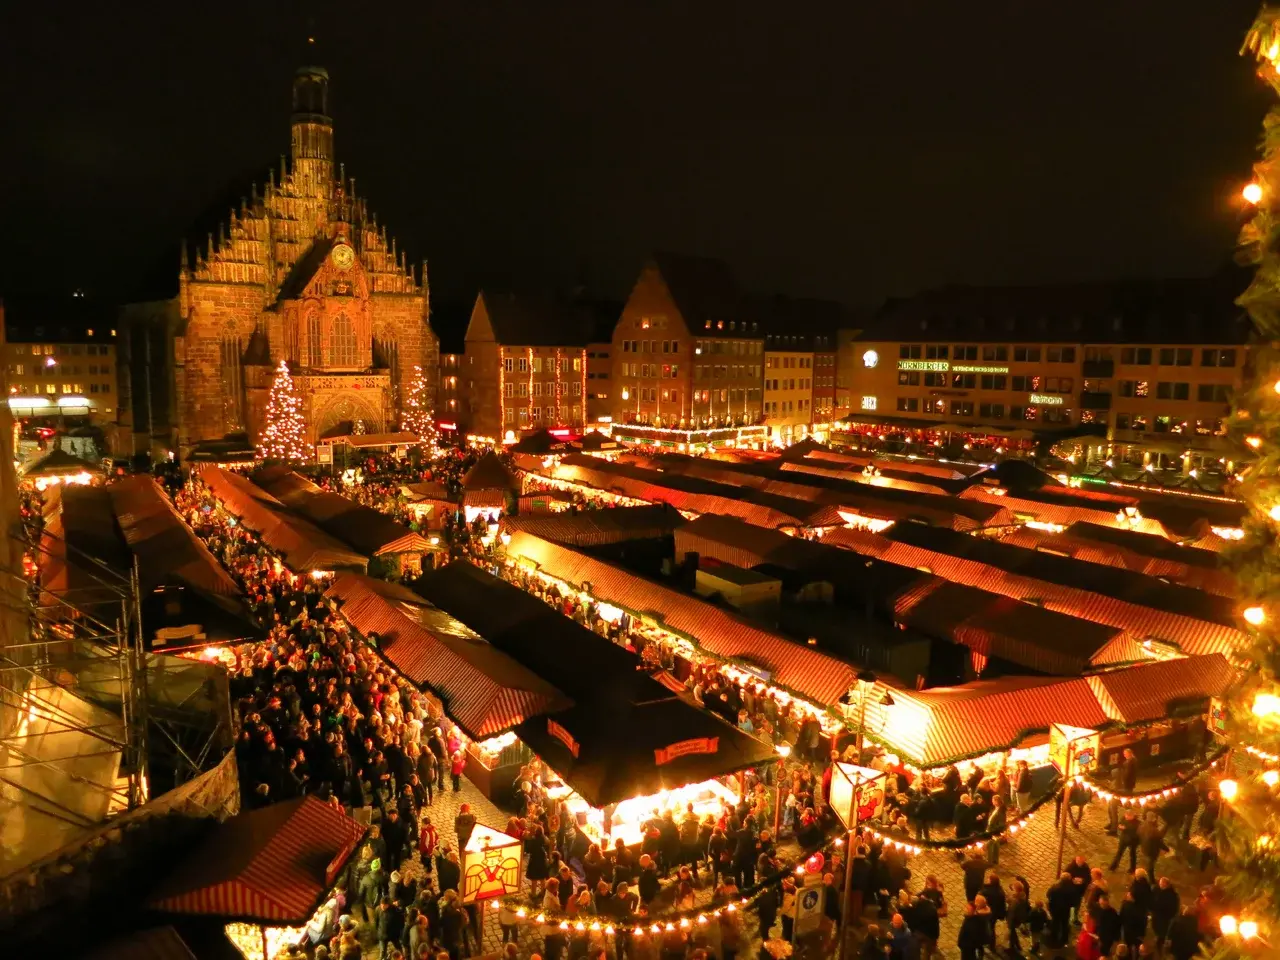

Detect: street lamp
[854, 669, 877, 756]
[772, 743, 791, 837]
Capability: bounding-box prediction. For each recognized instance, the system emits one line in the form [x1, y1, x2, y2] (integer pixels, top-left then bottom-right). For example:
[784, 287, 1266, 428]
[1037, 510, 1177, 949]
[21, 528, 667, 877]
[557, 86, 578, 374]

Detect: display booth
[461, 824, 525, 905]
[828, 763, 888, 829]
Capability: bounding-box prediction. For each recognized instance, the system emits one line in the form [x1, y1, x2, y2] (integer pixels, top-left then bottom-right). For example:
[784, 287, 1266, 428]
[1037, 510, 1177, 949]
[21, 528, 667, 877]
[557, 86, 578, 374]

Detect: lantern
[828, 763, 887, 829]
[460, 824, 524, 904]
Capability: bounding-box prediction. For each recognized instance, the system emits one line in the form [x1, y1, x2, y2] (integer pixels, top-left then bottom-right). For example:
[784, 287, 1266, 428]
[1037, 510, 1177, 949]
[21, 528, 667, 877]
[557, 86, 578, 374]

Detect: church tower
[290, 49, 333, 200]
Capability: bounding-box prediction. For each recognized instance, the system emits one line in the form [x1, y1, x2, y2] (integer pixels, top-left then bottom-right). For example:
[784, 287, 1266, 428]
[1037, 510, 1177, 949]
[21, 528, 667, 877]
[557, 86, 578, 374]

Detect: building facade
[119, 59, 437, 459]
[5, 326, 119, 427]
[840, 277, 1253, 462]
[763, 342, 814, 445]
[463, 291, 605, 441]
[586, 341, 614, 427]
[611, 254, 764, 432]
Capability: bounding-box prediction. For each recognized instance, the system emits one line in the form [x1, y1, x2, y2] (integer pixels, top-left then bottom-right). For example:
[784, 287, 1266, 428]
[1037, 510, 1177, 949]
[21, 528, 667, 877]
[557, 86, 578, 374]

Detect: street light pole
[836, 770, 862, 960]
[1054, 739, 1075, 878]
[773, 743, 791, 838]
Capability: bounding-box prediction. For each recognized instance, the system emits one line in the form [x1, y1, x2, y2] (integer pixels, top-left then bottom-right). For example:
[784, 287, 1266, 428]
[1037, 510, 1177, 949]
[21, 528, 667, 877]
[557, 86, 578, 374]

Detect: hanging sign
[794, 873, 825, 937]
[1049, 723, 1099, 776]
[317, 445, 333, 465]
[1208, 697, 1228, 739]
[547, 719, 580, 758]
[654, 737, 719, 765]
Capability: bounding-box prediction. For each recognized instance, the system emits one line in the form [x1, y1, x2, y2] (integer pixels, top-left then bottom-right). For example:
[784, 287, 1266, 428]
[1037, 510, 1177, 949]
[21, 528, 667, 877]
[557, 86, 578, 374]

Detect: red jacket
[419, 823, 438, 857]
[451, 753, 466, 776]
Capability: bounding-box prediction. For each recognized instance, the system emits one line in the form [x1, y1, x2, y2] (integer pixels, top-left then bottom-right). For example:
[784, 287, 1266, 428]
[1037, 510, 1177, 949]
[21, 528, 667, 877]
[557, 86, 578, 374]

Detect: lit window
[328, 313, 358, 367]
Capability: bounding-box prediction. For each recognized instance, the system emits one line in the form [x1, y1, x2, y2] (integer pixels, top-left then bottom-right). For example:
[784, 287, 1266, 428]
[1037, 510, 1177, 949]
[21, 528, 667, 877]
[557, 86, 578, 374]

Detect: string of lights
[860, 784, 1062, 855]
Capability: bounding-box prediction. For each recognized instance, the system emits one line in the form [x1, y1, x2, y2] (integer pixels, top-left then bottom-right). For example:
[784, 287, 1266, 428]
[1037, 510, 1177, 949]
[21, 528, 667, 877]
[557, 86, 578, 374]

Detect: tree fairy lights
[257, 360, 312, 463]
[399, 364, 438, 452]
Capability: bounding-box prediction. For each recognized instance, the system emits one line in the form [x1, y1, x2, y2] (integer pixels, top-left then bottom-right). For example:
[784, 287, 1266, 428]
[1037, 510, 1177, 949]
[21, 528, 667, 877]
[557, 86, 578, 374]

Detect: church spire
[290, 33, 334, 198]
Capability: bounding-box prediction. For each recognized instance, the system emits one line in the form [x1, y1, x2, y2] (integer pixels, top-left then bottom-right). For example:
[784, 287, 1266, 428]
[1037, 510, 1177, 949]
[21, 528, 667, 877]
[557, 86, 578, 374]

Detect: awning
[516, 698, 777, 808]
[326, 574, 572, 740]
[503, 504, 684, 548]
[463, 490, 505, 508]
[20, 447, 104, 479]
[1087, 654, 1236, 724]
[319, 431, 421, 449]
[148, 795, 366, 924]
[463, 451, 518, 491]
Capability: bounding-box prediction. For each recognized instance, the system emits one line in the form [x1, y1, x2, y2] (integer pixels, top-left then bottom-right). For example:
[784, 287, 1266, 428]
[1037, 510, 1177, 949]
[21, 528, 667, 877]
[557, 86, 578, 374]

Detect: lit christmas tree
[1208, 9, 1280, 954]
[257, 360, 312, 463]
[400, 364, 438, 453]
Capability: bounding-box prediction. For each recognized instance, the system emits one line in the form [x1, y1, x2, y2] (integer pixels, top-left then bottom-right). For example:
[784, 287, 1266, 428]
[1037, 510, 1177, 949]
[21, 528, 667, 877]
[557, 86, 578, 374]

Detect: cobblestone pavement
[358, 775, 1215, 959]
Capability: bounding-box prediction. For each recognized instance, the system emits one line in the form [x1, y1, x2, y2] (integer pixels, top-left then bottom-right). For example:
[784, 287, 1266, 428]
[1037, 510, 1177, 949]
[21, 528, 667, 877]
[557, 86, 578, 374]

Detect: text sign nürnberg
[897, 360, 949, 372]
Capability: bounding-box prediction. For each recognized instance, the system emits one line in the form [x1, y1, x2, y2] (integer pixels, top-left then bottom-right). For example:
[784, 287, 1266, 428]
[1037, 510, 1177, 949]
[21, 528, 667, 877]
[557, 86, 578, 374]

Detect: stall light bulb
[490, 902, 501, 911]
[1264, 769, 1279, 787]
[1239, 920, 1259, 941]
[535, 914, 545, 924]
[1271, 506, 1280, 522]
[1219, 779, 1239, 801]
[1254, 692, 1280, 717]
[1245, 606, 1267, 626]
[1220, 914, 1238, 936]
[1247, 436, 1263, 449]
[1259, 833, 1273, 848]
[1274, 379, 1280, 395]
[604, 925, 615, 936]
[1245, 183, 1264, 204]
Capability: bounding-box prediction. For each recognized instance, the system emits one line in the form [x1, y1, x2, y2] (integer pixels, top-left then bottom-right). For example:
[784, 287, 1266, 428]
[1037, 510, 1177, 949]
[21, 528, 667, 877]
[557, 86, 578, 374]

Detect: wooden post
[1054, 740, 1075, 879]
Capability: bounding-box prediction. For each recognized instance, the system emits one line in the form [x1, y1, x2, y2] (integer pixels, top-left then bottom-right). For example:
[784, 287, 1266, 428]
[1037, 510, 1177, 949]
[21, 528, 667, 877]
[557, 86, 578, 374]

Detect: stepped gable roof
[649, 252, 746, 335]
[462, 451, 518, 491]
[273, 236, 340, 304]
[476, 290, 599, 347]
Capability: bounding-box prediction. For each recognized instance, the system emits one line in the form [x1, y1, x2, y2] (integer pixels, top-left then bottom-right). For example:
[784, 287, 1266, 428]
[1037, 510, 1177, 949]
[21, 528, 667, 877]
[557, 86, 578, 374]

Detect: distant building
[433, 314, 467, 441]
[4, 305, 120, 450]
[461, 291, 614, 442]
[757, 296, 848, 446]
[119, 57, 437, 462]
[842, 275, 1252, 467]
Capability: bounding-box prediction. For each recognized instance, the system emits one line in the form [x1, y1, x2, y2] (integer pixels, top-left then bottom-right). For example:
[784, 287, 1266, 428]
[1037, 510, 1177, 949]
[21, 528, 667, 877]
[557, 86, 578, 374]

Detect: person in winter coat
[377, 896, 405, 960]
[450, 751, 465, 792]
[1014, 760, 1034, 812]
[848, 847, 871, 922]
[1093, 894, 1121, 956]
[1005, 880, 1030, 956]
[961, 852, 991, 904]
[1150, 877, 1181, 955]
[1027, 900, 1048, 955]
[1167, 906, 1201, 960]
[756, 882, 780, 942]
[957, 903, 989, 960]
[360, 860, 386, 922]
[406, 912, 430, 959]
[454, 804, 476, 852]
[637, 854, 660, 906]
[1118, 891, 1147, 952]
[439, 892, 465, 960]
[910, 892, 940, 959]
[1047, 873, 1076, 948]
[1138, 813, 1167, 874]
[418, 816, 438, 874]
[886, 913, 913, 960]
[979, 873, 1007, 942]
[435, 848, 461, 895]
[780, 878, 797, 942]
[527, 825, 551, 897]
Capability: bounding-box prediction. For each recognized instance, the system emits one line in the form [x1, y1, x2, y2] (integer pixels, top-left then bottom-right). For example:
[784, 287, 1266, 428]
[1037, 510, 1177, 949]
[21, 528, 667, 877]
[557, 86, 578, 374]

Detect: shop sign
[897, 360, 949, 372]
[828, 763, 887, 829]
[461, 825, 524, 903]
[794, 873, 825, 936]
[1208, 696, 1228, 739]
[317, 445, 333, 465]
[951, 364, 1008, 374]
[548, 719, 580, 758]
[1029, 393, 1065, 406]
[654, 736, 720, 765]
[1049, 723, 1099, 776]
[860, 396, 877, 411]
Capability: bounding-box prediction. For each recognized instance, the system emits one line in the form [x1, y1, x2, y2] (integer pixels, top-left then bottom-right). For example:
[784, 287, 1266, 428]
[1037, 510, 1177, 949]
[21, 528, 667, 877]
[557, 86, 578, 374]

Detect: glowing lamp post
[831, 762, 887, 960]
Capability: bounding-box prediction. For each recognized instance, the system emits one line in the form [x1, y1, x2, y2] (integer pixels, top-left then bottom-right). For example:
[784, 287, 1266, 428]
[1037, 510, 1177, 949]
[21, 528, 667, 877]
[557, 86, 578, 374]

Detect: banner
[547, 719, 580, 758]
[1049, 723, 1099, 777]
[654, 736, 719, 765]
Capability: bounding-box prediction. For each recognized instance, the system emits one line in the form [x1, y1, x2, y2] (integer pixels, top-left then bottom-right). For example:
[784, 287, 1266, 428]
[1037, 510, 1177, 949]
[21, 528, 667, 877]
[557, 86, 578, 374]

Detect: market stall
[515, 698, 777, 849]
[146, 795, 367, 960]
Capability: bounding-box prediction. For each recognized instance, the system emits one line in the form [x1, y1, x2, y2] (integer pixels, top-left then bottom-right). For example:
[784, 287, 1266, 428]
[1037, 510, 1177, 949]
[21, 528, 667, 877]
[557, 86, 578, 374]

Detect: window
[89, 384, 98, 394]
[896, 397, 919, 413]
[10, 364, 20, 376]
[1012, 375, 1040, 392]
[899, 344, 922, 359]
[503, 358, 514, 372]
[1047, 346, 1076, 363]
[1084, 347, 1112, 361]
[979, 402, 1005, 418]
[1120, 347, 1152, 365]
[1197, 384, 1231, 403]
[518, 357, 528, 372]
[1010, 405, 1030, 421]
[1154, 415, 1172, 433]
[328, 313, 358, 367]
[925, 345, 949, 360]
[572, 382, 581, 395]
[45, 384, 55, 395]
[1156, 382, 1190, 400]
[1013, 346, 1041, 363]
[1158, 347, 1193, 366]
[924, 372, 947, 387]
[1131, 413, 1148, 431]
[981, 346, 1008, 362]
[952, 345, 978, 361]
[950, 373, 976, 389]
[949, 400, 974, 416]
[101, 382, 110, 394]
[1041, 407, 1070, 424]
[898, 371, 920, 387]
[1201, 348, 1237, 367]
[1115, 413, 1130, 430]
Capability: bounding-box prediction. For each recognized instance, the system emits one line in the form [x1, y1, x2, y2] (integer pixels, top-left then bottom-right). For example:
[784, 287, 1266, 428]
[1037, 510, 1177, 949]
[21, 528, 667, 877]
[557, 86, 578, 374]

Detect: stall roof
[403, 480, 451, 501]
[109, 476, 241, 597]
[822, 524, 1245, 657]
[502, 505, 685, 548]
[892, 579, 1133, 675]
[85, 926, 198, 960]
[147, 795, 366, 924]
[201, 467, 368, 573]
[21, 446, 104, 479]
[251, 468, 433, 557]
[635, 453, 1008, 531]
[516, 698, 778, 808]
[39, 484, 131, 603]
[547, 455, 844, 529]
[327, 574, 572, 740]
[463, 451, 518, 491]
[319, 431, 420, 448]
[1087, 654, 1236, 724]
[504, 530, 860, 704]
[413, 562, 677, 707]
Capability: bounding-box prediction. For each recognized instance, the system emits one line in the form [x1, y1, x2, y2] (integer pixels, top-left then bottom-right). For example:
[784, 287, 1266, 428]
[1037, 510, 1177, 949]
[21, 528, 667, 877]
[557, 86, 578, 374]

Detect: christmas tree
[400, 364, 438, 453]
[257, 360, 312, 463]
[1210, 9, 1280, 953]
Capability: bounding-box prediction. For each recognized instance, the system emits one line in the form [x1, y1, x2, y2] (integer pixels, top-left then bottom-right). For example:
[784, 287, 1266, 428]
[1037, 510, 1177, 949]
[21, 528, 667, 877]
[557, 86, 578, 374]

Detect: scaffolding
[0, 521, 149, 877]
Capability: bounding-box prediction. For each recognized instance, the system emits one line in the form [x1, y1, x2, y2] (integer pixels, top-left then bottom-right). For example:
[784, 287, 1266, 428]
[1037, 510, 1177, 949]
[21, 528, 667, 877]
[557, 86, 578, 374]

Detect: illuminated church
[119, 52, 437, 457]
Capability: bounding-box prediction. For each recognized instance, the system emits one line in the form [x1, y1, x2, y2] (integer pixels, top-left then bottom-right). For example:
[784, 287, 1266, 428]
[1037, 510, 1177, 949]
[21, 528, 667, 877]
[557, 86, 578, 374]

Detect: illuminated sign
[862, 349, 879, 368]
[897, 360, 949, 372]
[654, 737, 719, 765]
[861, 396, 878, 411]
[951, 364, 1008, 374]
[1029, 393, 1065, 406]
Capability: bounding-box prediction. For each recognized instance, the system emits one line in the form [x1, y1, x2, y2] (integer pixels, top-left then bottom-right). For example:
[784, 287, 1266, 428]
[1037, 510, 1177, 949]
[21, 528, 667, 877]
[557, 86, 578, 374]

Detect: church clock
[330, 243, 355, 270]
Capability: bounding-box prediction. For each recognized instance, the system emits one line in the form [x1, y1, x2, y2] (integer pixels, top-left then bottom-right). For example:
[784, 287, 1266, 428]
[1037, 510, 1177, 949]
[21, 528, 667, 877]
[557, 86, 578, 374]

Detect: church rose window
[330, 312, 358, 368]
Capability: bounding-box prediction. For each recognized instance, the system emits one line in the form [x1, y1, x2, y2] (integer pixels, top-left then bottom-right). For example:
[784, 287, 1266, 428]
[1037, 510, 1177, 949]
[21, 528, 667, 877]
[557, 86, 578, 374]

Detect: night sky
[0, 1, 1269, 311]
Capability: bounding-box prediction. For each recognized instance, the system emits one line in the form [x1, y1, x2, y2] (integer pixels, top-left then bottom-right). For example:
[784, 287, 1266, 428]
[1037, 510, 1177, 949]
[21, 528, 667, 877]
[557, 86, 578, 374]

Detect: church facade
[119, 60, 437, 459]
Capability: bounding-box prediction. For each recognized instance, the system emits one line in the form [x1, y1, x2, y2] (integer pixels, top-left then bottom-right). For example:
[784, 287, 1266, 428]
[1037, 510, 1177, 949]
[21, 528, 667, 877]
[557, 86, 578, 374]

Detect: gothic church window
[330, 312, 358, 368]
